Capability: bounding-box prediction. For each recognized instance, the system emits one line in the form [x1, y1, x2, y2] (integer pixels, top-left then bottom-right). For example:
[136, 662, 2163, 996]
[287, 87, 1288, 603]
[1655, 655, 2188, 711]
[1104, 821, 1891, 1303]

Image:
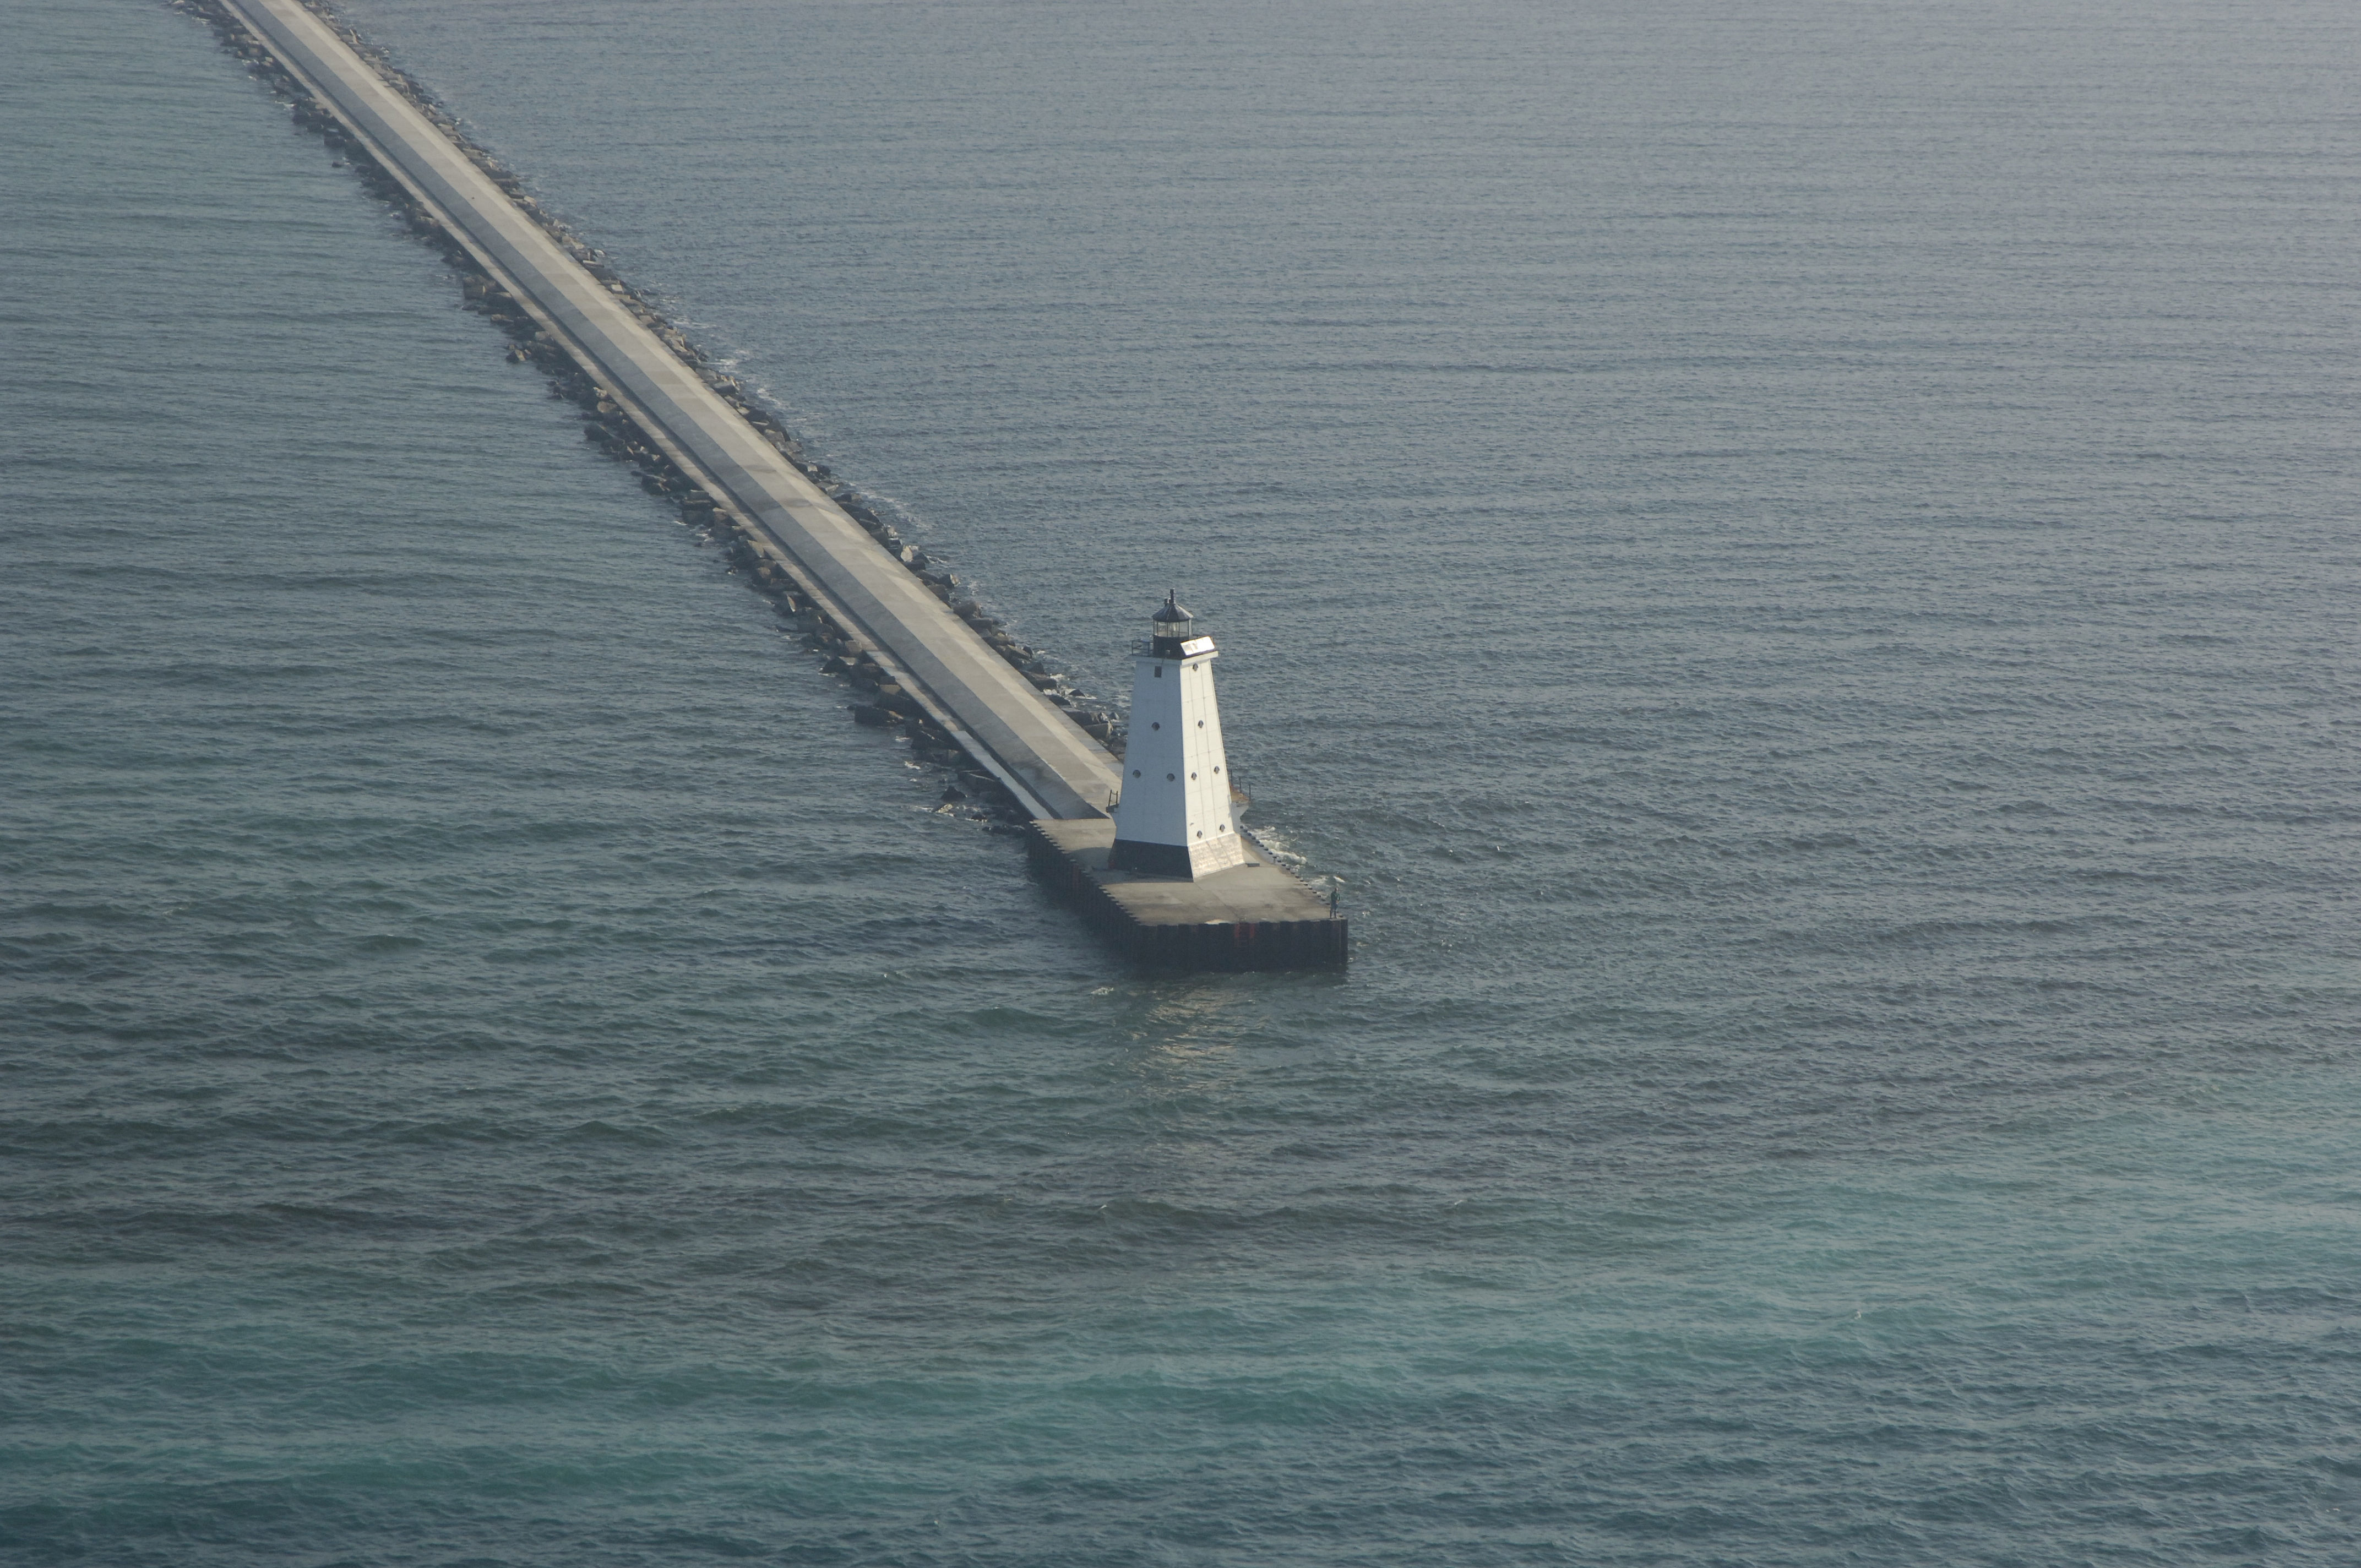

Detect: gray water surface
[5, 1, 2359, 1562]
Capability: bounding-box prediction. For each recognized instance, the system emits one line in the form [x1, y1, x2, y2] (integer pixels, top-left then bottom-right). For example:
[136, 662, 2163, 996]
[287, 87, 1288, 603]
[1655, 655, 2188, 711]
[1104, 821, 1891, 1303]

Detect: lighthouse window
[1190, 772, 1198, 780]
[1154, 666, 1162, 678]
[1150, 722, 1159, 731]
[1131, 769, 1141, 778]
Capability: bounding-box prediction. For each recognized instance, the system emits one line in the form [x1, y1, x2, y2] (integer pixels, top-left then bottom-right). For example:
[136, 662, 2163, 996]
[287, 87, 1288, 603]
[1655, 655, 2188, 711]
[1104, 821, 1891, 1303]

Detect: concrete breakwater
[179, 0, 1346, 966]
[185, 0, 1124, 827]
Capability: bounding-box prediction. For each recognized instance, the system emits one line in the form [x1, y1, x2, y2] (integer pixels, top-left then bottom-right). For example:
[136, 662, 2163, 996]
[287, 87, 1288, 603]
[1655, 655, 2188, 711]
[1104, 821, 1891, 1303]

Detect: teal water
[6, 1, 2360, 1562]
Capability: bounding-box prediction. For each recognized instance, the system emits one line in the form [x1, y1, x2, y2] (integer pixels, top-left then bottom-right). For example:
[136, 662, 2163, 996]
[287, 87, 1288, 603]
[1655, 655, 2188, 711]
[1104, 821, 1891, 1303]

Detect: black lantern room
[1148, 590, 1205, 657]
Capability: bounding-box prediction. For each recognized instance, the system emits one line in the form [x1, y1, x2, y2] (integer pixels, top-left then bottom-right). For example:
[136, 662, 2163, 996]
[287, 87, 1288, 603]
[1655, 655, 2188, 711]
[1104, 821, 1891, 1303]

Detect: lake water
[5, 1, 2359, 1562]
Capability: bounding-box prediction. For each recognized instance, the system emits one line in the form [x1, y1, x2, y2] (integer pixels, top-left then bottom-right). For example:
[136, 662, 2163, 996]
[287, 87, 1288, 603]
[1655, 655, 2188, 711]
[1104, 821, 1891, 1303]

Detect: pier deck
[226, 0, 1119, 823]
[1029, 820, 1348, 969]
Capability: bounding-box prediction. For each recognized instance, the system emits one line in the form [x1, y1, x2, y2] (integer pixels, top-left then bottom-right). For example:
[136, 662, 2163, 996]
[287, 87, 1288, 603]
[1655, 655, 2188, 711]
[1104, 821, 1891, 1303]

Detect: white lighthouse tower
[1111, 591, 1249, 878]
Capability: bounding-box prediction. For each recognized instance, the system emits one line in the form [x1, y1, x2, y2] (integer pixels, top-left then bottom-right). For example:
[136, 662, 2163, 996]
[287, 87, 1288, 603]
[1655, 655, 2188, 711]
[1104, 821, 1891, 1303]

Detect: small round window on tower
[1151, 722, 1160, 731]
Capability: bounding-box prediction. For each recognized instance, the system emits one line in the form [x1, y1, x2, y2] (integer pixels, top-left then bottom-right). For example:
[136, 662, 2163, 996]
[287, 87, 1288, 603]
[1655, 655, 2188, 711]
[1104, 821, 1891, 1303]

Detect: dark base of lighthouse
[1107, 834, 1250, 878]
[1030, 819, 1348, 971]
[1106, 838, 1198, 876]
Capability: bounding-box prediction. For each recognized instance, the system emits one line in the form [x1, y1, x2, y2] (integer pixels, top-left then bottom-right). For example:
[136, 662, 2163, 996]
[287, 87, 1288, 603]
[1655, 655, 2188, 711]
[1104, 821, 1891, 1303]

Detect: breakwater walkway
[220, 0, 1121, 823]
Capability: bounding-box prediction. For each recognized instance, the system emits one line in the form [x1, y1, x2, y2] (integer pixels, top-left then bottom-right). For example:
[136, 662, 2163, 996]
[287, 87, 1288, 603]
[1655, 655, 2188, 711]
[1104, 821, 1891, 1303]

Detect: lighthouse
[1110, 591, 1249, 878]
